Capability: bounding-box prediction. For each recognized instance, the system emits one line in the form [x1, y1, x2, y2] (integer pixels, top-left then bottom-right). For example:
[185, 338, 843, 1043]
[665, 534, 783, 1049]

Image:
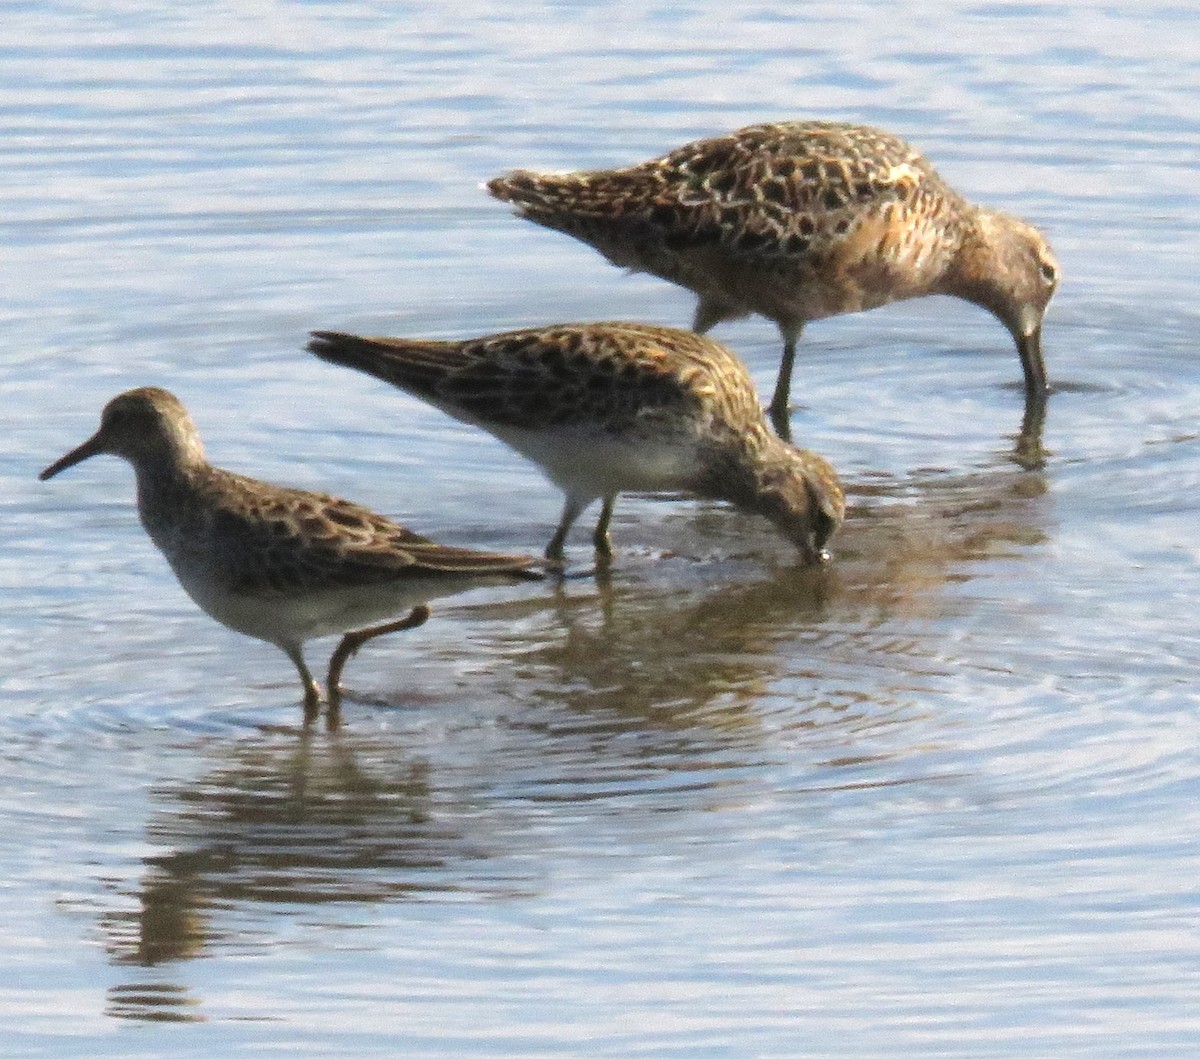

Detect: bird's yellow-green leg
[326, 605, 432, 714]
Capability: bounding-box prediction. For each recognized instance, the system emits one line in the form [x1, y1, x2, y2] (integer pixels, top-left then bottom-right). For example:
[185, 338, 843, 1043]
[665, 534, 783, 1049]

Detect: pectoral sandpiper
[40, 387, 541, 720]
[307, 322, 844, 563]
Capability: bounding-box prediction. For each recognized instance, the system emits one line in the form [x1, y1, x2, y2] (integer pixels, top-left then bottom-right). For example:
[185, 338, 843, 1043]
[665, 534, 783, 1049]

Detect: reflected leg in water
[325, 605, 431, 726]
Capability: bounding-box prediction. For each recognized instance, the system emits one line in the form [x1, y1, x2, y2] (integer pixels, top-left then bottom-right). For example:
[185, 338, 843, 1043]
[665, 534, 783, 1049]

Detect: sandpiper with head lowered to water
[487, 120, 1059, 434]
[308, 322, 844, 563]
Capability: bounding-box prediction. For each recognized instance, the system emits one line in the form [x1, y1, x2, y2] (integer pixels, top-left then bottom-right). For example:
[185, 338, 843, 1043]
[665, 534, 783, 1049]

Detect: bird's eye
[1039, 260, 1058, 286]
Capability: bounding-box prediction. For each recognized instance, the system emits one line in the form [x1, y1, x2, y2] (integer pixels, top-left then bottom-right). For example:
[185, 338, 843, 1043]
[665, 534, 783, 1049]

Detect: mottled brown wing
[641, 122, 945, 259]
[203, 471, 538, 595]
[310, 324, 748, 431]
[489, 121, 951, 265]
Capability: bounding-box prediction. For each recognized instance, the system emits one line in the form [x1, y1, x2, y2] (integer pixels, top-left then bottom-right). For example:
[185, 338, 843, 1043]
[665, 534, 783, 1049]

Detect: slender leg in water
[592, 495, 616, 558]
[769, 325, 803, 441]
[326, 605, 432, 712]
[546, 495, 588, 561]
[286, 645, 322, 724]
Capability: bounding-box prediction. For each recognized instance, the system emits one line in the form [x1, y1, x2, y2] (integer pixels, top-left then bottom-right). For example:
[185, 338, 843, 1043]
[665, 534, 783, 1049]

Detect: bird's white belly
[494, 424, 701, 498]
[167, 555, 454, 649]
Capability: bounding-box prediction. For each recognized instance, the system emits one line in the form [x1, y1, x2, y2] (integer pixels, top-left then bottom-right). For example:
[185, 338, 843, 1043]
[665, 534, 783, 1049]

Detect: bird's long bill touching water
[487, 121, 1059, 435]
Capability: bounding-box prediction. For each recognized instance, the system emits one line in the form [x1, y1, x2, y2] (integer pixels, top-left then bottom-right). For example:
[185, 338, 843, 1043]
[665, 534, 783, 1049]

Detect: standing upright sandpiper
[487, 121, 1060, 433]
[307, 322, 845, 562]
[39, 387, 541, 720]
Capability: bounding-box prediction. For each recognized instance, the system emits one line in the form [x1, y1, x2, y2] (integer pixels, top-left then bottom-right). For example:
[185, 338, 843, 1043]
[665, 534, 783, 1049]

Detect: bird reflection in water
[94, 452, 1050, 1025]
[98, 731, 539, 1025]
[519, 456, 1050, 752]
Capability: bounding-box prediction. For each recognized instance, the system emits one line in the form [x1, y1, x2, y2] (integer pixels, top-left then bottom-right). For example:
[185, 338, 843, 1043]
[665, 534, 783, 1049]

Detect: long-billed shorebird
[307, 322, 844, 563]
[39, 387, 541, 720]
[487, 121, 1059, 433]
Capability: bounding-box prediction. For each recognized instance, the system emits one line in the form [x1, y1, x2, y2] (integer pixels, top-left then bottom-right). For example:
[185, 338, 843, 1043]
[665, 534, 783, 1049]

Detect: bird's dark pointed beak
[1016, 324, 1048, 402]
[39, 431, 105, 481]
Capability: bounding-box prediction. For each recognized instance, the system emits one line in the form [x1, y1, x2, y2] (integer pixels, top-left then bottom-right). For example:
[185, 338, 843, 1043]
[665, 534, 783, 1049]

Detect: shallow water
[3, 1, 1200, 1055]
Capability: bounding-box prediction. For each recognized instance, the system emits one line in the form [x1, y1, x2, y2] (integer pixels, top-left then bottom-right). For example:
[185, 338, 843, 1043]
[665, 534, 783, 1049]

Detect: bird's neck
[936, 207, 1005, 312]
[695, 422, 786, 506]
[130, 450, 209, 535]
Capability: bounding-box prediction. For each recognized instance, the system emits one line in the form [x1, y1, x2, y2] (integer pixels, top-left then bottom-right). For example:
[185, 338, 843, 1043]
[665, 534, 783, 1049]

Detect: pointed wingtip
[484, 174, 511, 201]
[307, 331, 348, 358]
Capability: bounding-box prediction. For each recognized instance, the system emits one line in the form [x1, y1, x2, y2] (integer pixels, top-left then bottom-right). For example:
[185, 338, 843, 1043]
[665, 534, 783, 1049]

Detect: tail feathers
[308, 331, 467, 396]
[486, 170, 568, 208]
[486, 169, 649, 219]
